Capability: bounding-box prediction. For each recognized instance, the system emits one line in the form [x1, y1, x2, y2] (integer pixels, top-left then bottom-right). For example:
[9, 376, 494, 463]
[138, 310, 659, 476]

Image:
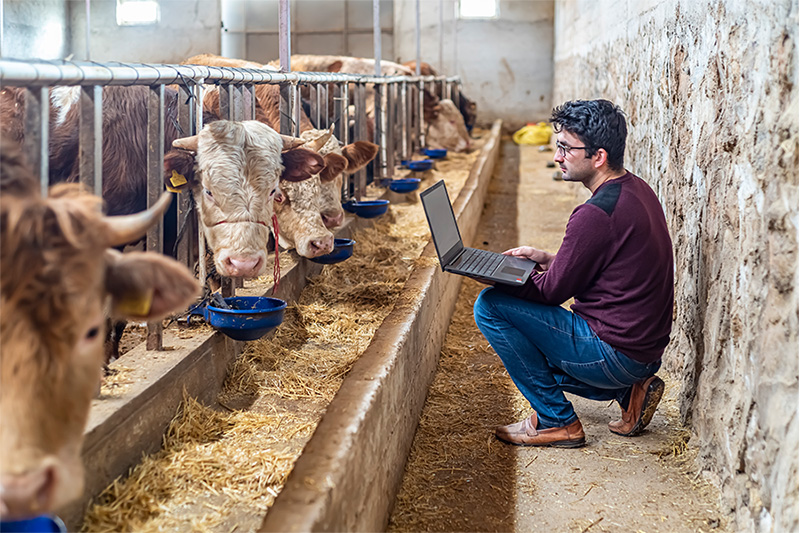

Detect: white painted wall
[68, 0, 220, 63]
[1, 0, 69, 59]
[393, 0, 554, 130]
[553, 1, 798, 531]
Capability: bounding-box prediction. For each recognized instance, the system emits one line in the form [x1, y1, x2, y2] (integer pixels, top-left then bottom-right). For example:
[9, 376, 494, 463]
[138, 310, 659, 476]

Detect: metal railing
[0, 57, 463, 349]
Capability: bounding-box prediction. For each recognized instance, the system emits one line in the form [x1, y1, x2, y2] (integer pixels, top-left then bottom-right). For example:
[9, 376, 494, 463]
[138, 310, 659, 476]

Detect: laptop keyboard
[454, 248, 505, 277]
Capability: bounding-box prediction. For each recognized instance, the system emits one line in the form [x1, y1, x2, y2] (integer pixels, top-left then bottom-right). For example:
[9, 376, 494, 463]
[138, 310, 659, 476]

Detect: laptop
[420, 180, 537, 285]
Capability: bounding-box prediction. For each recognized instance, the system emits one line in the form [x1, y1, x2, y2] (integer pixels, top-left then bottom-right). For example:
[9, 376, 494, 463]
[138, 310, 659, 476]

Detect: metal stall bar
[400, 80, 409, 160]
[216, 81, 237, 297]
[247, 85, 256, 121]
[146, 84, 166, 351]
[334, 81, 351, 202]
[352, 82, 367, 200]
[308, 83, 319, 127]
[385, 81, 395, 180]
[318, 83, 328, 129]
[79, 85, 103, 197]
[372, 83, 385, 184]
[194, 81, 208, 290]
[418, 79, 425, 149]
[292, 82, 301, 136]
[22, 87, 49, 196]
[175, 82, 194, 270]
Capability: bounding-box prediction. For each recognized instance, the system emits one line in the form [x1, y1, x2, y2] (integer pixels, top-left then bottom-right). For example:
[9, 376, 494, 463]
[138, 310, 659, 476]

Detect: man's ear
[281, 147, 325, 182]
[105, 250, 200, 320]
[593, 148, 608, 169]
[163, 149, 197, 192]
[342, 141, 379, 174]
[319, 153, 348, 183]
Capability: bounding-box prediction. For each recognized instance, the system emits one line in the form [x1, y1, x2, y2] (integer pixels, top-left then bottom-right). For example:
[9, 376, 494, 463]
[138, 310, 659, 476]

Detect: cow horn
[104, 192, 173, 247]
[303, 128, 333, 152]
[173, 135, 199, 151]
[280, 134, 306, 150]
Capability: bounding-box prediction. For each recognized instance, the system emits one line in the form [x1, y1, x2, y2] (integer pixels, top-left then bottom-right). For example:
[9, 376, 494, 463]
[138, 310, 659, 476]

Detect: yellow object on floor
[512, 122, 552, 145]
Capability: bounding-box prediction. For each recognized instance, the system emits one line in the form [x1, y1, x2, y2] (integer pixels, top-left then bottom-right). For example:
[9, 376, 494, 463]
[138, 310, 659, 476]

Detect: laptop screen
[421, 180, 462, 264]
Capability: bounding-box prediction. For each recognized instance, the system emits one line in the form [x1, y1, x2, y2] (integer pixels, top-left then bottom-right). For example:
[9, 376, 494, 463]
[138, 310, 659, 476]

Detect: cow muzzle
[0, 463, 59, 520]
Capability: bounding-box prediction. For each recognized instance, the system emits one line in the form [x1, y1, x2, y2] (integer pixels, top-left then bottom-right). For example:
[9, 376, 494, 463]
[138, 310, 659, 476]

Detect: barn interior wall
[552, 1, 798, 531]
[67, 0, 220, 63]
[1, 0, 69, 59]
[393, 0, 554, 130]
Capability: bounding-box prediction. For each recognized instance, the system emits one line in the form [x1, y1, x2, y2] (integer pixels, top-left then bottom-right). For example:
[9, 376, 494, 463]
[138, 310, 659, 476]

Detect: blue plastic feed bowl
[205, 296, 287, 341]
[424, 148, 448, 159]
[389, 178, 421, 193]
[407, 159, 434, 171]
[309, 238, 355, 264]
[342, 199, 389, 218]
[0, 516, 67, 532]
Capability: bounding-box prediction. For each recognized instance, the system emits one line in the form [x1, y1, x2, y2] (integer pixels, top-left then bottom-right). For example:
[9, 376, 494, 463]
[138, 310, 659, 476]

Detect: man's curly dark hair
[550, 100, 627, 171]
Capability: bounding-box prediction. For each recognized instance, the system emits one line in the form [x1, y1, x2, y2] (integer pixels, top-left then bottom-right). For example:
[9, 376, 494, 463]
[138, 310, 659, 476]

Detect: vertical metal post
[373, 0, 381, 74]
[217, 86, 236, 297]
[23, 87, 49, 197]
[219, 84, 231, 120]
[292, 83, 301, 136]
[373, 83, 384, 184]
[438, 0, 443, 71]
[79, 85, 102, 197]
[308, 84, 319, 127]
[176, 83, 193, 269]
[334, 82, 351, 202]
[248, 85, 256, 120]
[279, 83, 293, 134]
[146, 84, 165, 351]
[415, 0, 421, 76]
[453, 81, 461, 110]
[353, 83, 367, 200]
[445, 80, 452, 101]
[279, 0, 291, 73]
[418, 80, 426, 148]
[318, 83, 328, 129]
[453, 0, 458, 75]
[194, 82, 207, 289]
[400, 80, 408, 160]
[231, 85, 244, 121]
[85, 0, 91, 60]
[385, 82, 395, 180]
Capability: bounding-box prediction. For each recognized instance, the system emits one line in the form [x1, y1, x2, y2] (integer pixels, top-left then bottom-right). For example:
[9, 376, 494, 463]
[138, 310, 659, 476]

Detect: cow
[0, 137, 200, 520]
[401, 60, 478, 133]
[2, 84, 324, 279]
[182, 54, 379, 258]
[274, 54, 472, 153]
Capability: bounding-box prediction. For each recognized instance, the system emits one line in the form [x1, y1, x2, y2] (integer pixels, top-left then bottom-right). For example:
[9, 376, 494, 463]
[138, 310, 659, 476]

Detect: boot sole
[496, 435, 587, 448]
[611, 377, 665, 437]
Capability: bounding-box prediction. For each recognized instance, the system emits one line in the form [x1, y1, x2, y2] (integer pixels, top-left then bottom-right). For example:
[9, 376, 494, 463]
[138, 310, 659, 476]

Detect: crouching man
[473, 99, 674, 448]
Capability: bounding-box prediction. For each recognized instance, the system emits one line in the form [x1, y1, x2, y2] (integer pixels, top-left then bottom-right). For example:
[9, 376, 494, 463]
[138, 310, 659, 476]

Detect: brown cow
[5, 84, 324, 278]
[0, 138, 200, 520]
[182, 54, 379, 258]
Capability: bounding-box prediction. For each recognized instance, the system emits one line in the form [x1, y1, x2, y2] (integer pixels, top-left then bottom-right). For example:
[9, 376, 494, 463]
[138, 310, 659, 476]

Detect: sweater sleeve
[496, 204, 613, 304]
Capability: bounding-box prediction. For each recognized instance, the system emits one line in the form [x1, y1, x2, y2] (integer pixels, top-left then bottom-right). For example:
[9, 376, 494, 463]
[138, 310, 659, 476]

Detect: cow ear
[281, 147, 325, 182]
[328, 60, 343, 73]
[163, 149, 196, 192]
[342, 141, 379, 173]
[105, 250, 200, 321]
[319, 153, 348, 183]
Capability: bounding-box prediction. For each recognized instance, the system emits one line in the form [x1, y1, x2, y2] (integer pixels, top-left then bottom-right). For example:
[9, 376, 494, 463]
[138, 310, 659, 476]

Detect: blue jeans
[473, 287, 661, 429]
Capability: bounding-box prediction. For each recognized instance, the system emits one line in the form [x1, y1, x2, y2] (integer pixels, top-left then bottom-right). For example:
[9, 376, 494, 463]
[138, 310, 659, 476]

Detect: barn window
[459, 0, 498, 19]
[116, 0, 160, 26]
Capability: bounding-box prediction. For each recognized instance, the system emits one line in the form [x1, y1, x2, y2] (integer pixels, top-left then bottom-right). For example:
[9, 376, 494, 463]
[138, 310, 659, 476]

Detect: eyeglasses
[555, 140, 590, 156]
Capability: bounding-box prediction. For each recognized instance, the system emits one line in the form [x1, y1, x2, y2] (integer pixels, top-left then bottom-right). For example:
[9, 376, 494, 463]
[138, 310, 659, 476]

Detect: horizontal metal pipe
[0, 59, 458, 87]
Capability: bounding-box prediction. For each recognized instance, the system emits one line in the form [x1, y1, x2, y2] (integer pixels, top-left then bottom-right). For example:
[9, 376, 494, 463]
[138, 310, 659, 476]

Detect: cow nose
[225, 256, 263, 278]
[321, 211, 344, 229]
[0, 465, 57, 519]
[309, 235, 335, 256]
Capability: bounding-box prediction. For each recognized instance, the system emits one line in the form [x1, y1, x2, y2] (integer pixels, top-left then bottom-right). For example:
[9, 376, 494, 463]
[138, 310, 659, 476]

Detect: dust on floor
[387, 139, 728, 533]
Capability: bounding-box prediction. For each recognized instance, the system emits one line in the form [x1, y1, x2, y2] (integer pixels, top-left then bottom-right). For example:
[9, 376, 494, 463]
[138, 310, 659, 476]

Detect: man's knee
[474, 287, 502, 326]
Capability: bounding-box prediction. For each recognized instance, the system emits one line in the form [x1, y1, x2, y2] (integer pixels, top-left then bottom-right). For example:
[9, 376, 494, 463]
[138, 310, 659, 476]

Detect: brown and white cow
[0, 138, 200, 520]
[182, 54, 379, 258]
[275, 54, 472, 152]
[402, 60, 478, 133]
[3, 84, 323, 278]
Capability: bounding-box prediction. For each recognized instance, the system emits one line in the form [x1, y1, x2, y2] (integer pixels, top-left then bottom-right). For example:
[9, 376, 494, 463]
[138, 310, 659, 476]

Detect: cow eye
[85, 326, 100, 340]
[204, 188, 213, 197]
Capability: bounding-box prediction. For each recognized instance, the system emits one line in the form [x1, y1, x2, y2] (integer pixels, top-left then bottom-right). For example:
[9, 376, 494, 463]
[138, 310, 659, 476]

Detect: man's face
[553, 130, 595, 183]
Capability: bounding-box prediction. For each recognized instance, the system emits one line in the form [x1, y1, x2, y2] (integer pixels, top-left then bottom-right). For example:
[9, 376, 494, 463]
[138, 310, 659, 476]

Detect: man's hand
[503, 246, 555, 271]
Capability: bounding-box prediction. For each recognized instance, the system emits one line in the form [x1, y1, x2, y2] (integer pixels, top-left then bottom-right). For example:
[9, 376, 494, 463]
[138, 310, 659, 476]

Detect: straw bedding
[81, 135, 485, 532]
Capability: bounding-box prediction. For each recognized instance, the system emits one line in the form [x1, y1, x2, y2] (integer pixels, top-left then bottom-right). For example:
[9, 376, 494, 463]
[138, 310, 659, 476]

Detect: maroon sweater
[497, 172, 674, 363]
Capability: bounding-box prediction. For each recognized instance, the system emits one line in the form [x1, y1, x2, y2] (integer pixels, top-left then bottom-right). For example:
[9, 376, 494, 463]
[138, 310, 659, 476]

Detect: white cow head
[426, 99, 471, 153]
[164, 120, 324, 277]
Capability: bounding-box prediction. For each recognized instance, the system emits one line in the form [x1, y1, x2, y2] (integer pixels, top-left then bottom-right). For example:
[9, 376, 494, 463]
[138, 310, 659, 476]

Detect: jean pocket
[562, 359, 628, 389]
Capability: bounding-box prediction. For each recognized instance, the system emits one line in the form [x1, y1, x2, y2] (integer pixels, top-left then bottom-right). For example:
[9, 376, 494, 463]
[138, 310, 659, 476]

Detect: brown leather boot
[608, 375, 665, 436]
[495, 412, 586, 448]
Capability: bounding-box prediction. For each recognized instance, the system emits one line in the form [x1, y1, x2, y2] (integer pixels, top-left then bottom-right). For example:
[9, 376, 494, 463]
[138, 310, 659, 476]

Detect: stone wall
[2, 0, 69, 59]
[552, 1, 798, 531]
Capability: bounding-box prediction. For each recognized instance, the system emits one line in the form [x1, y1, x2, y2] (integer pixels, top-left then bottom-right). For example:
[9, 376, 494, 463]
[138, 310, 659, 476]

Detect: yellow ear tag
[115, 289, 154, 318]
[167, 170, 188, 192]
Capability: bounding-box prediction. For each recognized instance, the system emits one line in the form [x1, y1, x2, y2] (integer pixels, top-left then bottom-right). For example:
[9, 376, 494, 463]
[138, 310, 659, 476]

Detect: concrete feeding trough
[342, 199, 390, 218]
[309, 238, 355, 264]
